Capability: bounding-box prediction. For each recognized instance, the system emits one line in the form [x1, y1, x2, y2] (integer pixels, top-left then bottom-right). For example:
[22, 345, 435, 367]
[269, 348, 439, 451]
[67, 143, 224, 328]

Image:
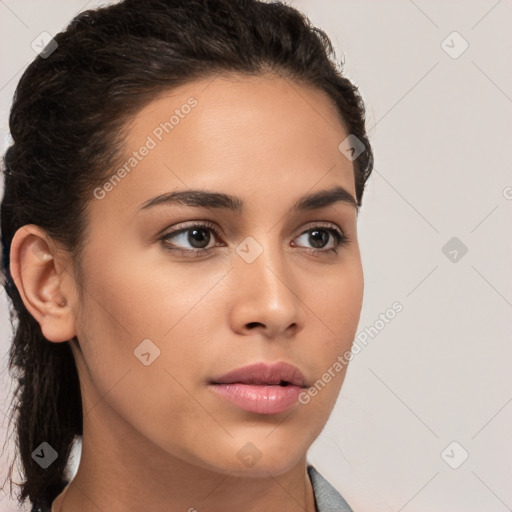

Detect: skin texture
[10, 74, 364, 512]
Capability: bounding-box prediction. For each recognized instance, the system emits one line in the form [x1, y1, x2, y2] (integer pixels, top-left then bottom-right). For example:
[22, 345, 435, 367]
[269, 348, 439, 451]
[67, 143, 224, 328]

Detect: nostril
[246, 322, 264, 329]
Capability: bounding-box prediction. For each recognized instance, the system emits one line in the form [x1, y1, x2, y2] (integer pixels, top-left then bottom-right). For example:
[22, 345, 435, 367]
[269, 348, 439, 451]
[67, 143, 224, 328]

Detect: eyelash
[160, 221, 349, 258]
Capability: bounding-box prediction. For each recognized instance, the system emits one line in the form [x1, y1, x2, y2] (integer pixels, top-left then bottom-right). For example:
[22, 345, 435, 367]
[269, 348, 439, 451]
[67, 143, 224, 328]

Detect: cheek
[311, 259, 364, 338]
[72, 262, 204, 449]
[71, 251, 222, 407]
[303, 262, 363, 401]
[77, 253, 208, 344]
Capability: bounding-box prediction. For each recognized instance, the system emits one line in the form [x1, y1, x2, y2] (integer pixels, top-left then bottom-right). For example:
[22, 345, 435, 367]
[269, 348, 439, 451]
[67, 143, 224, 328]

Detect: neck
[52, 411, 318, 512]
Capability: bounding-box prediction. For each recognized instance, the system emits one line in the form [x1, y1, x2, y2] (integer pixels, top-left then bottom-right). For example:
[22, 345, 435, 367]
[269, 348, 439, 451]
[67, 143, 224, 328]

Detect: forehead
[89, 74, 355, 218]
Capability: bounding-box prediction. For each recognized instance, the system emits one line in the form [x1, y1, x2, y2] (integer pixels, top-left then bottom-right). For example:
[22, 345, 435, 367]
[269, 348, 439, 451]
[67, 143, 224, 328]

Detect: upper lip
[210, 361, 308, 388]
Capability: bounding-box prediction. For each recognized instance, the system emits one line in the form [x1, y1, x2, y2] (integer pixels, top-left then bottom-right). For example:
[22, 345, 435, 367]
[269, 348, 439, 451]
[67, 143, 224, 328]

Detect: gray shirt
[308, 464, 354, 512]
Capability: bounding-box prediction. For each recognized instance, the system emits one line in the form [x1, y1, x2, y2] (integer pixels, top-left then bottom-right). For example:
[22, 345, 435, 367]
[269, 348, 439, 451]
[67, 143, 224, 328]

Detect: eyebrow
[138, 185, 358, 213]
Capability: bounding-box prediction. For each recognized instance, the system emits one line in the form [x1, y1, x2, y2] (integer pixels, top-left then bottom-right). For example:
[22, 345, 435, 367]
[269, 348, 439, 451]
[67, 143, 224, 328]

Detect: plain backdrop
[1, 1, 511, 511]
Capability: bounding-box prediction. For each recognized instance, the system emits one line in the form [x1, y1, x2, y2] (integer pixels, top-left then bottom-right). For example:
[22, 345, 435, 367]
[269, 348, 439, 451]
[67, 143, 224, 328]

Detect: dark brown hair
[0, 0, 373, 510]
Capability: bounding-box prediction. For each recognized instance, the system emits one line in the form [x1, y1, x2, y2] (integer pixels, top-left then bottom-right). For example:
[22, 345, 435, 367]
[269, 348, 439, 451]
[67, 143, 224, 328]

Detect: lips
[208, 362, 310, 414]
[209, 361, 309, 388]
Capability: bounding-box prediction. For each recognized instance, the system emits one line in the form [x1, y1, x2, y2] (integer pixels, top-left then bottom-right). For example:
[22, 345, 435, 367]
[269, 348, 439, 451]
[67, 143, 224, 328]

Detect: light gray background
[1, 1, 511, 511]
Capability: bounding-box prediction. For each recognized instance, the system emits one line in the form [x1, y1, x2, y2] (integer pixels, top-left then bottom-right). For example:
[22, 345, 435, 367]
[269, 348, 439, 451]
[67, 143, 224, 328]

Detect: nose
[228, 241, 306, 339]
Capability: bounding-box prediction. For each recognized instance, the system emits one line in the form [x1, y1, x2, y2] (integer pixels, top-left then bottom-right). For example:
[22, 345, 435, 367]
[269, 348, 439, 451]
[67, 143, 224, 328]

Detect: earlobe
[9, 224, 77, 343]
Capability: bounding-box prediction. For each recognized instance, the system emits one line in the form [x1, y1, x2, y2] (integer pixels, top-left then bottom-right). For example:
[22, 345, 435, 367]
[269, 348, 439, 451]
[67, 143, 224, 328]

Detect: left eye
[293, 227, 345, 251]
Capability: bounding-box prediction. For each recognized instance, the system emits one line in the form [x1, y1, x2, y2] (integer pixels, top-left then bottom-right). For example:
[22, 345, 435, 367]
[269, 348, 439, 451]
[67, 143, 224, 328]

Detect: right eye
[160, 221, 224, 256]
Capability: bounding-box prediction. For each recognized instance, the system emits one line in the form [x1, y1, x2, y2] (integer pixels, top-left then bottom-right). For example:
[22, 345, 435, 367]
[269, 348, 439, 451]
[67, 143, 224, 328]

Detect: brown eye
[293, 225, 347, 254]
[161, 222, 221, 254]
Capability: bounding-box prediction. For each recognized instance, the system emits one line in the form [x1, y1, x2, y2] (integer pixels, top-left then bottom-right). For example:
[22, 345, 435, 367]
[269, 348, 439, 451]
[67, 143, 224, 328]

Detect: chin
[199, 438, 308, 478]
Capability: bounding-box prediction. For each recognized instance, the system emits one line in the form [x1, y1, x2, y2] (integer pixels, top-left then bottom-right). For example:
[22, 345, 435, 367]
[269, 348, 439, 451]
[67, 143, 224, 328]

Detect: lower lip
[209, 383, 304, 414]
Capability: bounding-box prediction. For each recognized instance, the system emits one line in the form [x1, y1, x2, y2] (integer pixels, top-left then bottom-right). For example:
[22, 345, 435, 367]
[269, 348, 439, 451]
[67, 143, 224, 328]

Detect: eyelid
[296, 220, 344, 235]
[160, 220, 220, 238]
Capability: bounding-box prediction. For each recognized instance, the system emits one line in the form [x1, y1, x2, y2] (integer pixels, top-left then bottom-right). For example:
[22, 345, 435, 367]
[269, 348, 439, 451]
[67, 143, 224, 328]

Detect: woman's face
[70, 74, 363, 476]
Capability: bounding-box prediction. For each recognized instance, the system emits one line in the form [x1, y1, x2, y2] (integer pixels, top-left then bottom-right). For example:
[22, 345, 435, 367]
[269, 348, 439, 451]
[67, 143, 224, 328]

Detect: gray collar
[307, 464, 354, 512]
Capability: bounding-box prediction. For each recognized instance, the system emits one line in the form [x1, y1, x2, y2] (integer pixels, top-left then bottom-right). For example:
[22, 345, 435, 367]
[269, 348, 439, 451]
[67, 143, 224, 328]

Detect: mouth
[208, 361, 309, 415]
[209, 361, 309, 387]
[212, 379, 302, 387]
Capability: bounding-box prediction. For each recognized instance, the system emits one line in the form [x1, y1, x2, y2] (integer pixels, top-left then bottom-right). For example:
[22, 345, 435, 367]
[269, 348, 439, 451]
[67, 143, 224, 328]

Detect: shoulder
[307, 463, 354, 512]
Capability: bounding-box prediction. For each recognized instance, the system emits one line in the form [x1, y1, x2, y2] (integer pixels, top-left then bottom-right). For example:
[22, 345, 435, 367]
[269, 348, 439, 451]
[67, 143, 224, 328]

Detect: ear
[9, 224, 77, 343]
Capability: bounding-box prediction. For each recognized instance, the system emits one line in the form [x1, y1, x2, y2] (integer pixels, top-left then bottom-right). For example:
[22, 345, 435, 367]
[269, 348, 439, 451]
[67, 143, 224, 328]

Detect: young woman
[1, 0, 373, 510]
